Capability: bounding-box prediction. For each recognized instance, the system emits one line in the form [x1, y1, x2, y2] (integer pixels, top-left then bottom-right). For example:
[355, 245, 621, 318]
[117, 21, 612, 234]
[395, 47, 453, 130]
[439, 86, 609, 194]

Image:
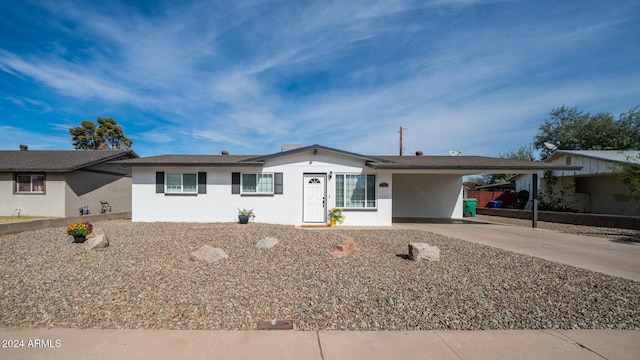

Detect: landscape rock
[190, 245, 228, 263]
[408, 242, 440, 262]
[256, 237, 279, 249]
[84, 228, 109, 250]
[330, 234, 359, 257]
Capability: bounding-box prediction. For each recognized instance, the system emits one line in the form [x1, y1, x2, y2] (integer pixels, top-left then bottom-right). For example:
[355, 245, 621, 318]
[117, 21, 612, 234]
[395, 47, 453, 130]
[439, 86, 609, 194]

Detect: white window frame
[335, 173, 377, 209]
[241, 173, 274, 194]
[166, 173, 197, 193]
[15, 173, 46, 194]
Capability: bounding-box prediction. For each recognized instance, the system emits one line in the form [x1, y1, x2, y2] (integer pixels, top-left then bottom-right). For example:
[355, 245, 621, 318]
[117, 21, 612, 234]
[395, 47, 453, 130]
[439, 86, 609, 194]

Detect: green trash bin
[463, 198, 478, 217]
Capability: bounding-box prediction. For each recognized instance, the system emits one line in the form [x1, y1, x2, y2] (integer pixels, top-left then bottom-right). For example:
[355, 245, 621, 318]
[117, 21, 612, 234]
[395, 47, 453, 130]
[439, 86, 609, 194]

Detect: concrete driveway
[394, 220, 640, 282]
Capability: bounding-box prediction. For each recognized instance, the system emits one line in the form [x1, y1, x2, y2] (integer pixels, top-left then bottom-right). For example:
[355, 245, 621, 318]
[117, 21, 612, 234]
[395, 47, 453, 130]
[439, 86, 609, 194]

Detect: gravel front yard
[475, 214, 640, 242]
[1, 221, 638, 331]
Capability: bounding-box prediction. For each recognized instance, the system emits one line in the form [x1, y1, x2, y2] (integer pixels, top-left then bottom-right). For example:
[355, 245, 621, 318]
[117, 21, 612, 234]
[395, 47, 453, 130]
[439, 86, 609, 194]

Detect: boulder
[330, 234, 359, 258]
[190, 245, 228, 263]
[408, 242, 440, 262]
[256, 237, 279, 249]
[84, 228, 109, 250]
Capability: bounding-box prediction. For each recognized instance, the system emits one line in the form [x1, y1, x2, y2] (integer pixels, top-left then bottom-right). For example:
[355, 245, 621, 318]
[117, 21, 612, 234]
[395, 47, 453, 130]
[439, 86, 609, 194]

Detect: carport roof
[368, 155, 582, 173]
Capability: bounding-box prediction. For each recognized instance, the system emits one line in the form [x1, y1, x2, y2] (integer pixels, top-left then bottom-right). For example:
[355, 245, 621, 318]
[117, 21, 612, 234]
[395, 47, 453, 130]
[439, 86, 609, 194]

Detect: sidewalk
[1, 328, 638, 360]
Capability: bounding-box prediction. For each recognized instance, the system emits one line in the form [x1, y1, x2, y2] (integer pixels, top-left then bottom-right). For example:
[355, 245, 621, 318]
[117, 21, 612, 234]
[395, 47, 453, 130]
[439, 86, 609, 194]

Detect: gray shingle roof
[116, 144, 581, 173]
[0, 150, 138, 172]
[244, 144, 391, 163]
[116, 154, 263, 167]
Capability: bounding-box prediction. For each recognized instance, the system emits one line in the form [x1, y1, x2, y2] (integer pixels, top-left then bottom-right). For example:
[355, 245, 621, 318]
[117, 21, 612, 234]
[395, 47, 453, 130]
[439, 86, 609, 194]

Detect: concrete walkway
[394, 220, 640, 282]
[1, 328, 638, 360]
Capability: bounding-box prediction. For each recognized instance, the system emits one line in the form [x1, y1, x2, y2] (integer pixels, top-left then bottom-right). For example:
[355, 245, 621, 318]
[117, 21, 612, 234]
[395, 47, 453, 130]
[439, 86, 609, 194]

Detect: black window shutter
[274, 173, 283, 194]
[232, 172, 240, 194]
[156, 172, 165, 193]
[198, 172, 207, 194]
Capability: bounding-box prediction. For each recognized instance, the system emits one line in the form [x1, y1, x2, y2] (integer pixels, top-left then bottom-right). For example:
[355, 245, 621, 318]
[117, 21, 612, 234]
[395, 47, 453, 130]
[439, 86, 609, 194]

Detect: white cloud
[192, 130, 245, 146]
[0, 51, 135, 102]
[210, 71, 263, 105]
[1, 96, 52, 112]
[1, 0, 638, 157]
[0, 125, 70, 150]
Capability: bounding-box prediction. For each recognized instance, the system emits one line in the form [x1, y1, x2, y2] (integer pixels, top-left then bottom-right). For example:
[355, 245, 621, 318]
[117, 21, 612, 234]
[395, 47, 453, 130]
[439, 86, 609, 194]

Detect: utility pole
[399, 126, 403, 156]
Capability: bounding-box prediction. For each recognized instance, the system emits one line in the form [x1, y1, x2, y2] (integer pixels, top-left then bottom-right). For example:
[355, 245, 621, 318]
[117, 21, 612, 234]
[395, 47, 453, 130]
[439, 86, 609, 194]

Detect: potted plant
[66, 221, 93, 243]
[328, 207, 345, 227]
[237, 208, 254, 224]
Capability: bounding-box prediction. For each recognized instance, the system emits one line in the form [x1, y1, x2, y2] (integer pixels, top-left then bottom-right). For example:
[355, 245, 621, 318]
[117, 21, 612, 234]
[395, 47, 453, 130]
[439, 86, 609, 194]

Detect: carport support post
[532, 173, 538, 228]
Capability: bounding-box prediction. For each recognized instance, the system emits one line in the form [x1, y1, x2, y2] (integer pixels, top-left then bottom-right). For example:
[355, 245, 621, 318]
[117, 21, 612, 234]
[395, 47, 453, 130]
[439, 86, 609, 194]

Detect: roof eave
[65, 150, 138, 172]
[0, 168, 71, 173]
[119, 162, 264, 167]
[367, 164, 583, 172]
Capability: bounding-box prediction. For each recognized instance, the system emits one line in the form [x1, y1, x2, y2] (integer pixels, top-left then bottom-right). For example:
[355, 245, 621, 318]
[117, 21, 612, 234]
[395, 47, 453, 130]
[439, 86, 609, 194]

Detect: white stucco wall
[131, 150, 393, 226]
[391, 174, 463, 219]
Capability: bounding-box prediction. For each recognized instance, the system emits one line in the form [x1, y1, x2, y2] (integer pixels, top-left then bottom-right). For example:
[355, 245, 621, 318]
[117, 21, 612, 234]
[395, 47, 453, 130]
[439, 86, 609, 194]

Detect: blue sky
[1, 0, 639, 158]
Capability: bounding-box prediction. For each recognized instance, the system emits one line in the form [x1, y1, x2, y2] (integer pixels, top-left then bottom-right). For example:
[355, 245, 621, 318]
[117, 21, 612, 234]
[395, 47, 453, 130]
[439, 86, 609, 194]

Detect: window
[242, 173, 274, 194]
[156, 172, 206, 194]
[335, 174, 376, 208]
[232, 172, 282, 194]
[166, 173, 197, 193]
[15, 174, 45, 193]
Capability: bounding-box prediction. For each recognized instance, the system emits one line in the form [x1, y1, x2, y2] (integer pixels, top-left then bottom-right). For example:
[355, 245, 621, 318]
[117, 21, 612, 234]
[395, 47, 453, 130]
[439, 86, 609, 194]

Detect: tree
[533, 105, 640, 160]
[483, 144, 535, 184]
[69, 120, 99, 150]
[463, 176, 484, 189]
[69, 117, 133, 150]
[619, 154, 640, 213]
[499, 144, 535, 162]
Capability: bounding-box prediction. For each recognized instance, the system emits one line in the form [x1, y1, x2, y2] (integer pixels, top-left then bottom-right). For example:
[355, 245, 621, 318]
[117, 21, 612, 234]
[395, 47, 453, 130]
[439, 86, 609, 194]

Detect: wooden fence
[466, 191, 518, 208]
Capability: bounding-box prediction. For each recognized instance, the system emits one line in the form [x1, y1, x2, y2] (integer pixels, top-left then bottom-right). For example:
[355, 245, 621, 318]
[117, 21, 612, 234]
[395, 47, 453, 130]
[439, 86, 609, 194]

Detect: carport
[368, 155, 582, 228]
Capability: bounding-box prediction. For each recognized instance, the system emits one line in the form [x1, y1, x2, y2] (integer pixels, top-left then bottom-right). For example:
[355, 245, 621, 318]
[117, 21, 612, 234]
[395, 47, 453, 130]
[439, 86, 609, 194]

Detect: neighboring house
[514, 150, 640, 216]
[0, 146, 138, 217]
[119, 144, 577, 226]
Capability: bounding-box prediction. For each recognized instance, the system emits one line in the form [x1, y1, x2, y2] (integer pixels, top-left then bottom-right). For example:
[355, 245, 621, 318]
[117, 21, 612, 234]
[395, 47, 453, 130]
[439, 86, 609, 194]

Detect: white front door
[303, 174, 326, 223]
